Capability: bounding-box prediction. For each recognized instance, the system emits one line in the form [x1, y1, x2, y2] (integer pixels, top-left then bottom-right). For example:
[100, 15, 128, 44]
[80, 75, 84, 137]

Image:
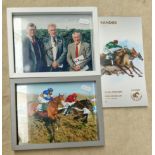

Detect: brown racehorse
[71, 99, 94, 123]
[28, 94, 64, 142]
[47, 95, 64, 120]
[114, 48, 143, 77]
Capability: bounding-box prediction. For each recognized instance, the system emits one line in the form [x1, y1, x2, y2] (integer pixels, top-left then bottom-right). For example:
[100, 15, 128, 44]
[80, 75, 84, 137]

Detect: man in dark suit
[44, 24, 67, 72]
[22, 23, 46, 72]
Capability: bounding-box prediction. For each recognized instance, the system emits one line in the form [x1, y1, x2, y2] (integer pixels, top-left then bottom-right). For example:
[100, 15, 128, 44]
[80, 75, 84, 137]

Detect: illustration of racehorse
[28, 94, 64, 142]
[114, 48, 143, 77]
[100, 48, 143, 77]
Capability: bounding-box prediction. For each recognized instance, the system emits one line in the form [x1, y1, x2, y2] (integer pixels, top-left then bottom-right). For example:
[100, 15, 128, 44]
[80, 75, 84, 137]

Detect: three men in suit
[22, 23, 92, 72]
[22, 23, 46, 72]
[44, 24, 67, 72]
[67, 32, 92, 71]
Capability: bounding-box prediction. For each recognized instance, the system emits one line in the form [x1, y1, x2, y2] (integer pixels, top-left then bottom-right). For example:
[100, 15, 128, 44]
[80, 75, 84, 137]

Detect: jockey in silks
[37, 88, 54, 112]
[104, 40, 122, 65]
[61, 93, 78, 115]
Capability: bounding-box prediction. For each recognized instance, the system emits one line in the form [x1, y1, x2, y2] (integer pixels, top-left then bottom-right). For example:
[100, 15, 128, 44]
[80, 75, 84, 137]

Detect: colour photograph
[16, 81, 98, 144]
[13, 13, 93, 73]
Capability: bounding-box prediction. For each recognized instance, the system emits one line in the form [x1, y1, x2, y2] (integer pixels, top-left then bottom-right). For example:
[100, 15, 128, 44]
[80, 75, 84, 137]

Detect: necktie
[75, 45, 78, 58]
[53, 37, 56, 46]
[32, 38, 35, 45]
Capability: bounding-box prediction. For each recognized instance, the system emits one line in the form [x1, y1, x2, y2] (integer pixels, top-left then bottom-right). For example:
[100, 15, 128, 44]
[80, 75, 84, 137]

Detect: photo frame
[10, 76, 104, 150]
[7, 7, 101, 78]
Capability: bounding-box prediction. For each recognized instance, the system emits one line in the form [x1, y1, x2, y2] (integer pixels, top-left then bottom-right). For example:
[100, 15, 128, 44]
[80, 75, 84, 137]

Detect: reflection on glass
[17, 85, 29, 143]
[14, 18, 23, 73]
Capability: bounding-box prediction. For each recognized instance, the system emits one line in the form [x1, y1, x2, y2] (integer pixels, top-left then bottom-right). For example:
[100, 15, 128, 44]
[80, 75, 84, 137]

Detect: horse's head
[130, 48, 143, 60]
[48, 94, 64, 107]
[58, 93, 65, 103]
[130, 48, 138, 57]
[84, 99, 93, 112]
[137, 53, 143, 61]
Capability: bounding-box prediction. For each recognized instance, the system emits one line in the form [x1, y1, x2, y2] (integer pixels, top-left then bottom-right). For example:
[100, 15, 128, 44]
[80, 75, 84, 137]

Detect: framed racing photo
[7, 7, 100, 78]
[10, 76, 104, 150]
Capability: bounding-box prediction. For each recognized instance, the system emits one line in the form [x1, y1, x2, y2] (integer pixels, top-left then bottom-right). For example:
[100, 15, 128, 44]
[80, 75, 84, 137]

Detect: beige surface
[2, 0, 152, 155]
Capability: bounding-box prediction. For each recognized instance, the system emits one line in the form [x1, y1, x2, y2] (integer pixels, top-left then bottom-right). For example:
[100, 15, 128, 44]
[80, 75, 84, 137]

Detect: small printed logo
[131, 89, 142, 101]
[100, 21, 117, 24]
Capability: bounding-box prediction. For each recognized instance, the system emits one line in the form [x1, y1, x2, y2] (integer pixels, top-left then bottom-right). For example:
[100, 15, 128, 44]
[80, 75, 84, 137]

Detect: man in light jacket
[67, 32, 92, 71]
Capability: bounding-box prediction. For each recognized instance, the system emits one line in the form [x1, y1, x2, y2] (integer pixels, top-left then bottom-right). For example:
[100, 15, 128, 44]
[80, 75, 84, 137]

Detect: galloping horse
[114, 48, 143, 77]
[28, 94, 64, 142]
[73, 99, 94, 111]
[72, 99, 94, 123]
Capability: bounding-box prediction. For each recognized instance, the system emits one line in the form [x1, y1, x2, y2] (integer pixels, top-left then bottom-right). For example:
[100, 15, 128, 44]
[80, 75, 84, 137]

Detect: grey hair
[48, 24, 56, 29]
[27, 23, 36, 29]
[72, 31, 81, 38]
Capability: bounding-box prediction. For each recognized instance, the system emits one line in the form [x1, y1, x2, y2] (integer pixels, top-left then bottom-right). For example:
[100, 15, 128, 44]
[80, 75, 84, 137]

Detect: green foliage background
[36, 28, 92, 46]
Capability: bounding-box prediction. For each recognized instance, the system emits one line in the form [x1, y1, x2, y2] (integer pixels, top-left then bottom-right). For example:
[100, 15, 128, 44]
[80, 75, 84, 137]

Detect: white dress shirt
[51, 36, 58, 61]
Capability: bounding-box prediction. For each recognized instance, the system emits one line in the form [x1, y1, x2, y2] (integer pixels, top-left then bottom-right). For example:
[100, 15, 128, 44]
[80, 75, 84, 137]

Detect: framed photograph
[7, 7, 100, 78]
[10, 76, 104, 150]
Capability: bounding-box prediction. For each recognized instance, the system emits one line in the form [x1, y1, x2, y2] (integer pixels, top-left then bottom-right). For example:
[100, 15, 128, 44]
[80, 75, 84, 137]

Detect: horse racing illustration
[100, 40, 144, 77]
[16, 82, 97, 144]
[98, 17, 147, 108]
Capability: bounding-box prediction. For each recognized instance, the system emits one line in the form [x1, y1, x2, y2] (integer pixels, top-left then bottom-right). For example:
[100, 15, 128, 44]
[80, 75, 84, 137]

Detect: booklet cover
[99, 17, 148, 107]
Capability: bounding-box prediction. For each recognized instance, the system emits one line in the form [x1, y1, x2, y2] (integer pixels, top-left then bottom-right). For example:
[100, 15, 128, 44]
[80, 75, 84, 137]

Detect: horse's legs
[45, 120, 54, 143]
[124, 65, 134, 75]
[63, 108, 68, 115]
[66, 106, 72, 114]
[44, 118, 55, 143]
[55, 116, 60, 130]
[116, 65, 134, 77]
[130, 62, 143, 77]
[82, 114, 88, 124]
[51, 123, 55, 142]
[132, 66, 142, 77]
[133, 65, 143, 74]
[106, 70, 112, 75]
[73, 115, 81, 120]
